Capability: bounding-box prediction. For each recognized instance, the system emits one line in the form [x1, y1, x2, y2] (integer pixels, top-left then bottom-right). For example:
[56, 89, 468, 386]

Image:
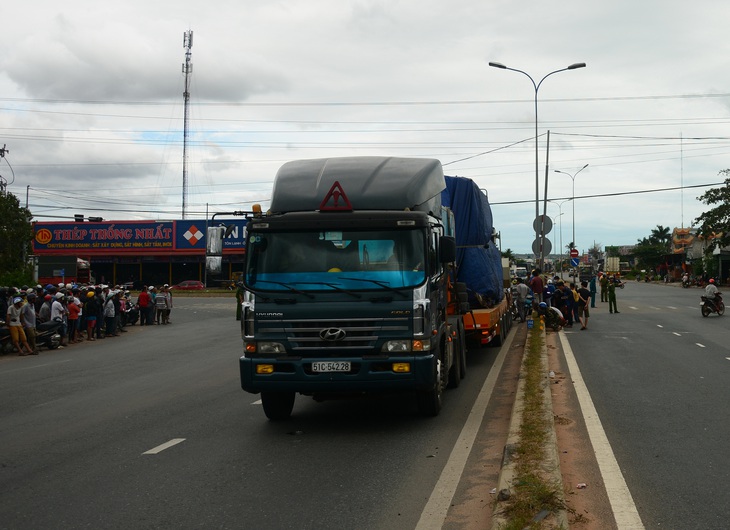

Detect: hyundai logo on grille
[320, 328, 347, 341]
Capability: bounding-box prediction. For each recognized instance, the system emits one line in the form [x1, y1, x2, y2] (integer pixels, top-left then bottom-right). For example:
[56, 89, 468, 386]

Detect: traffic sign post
[570, 257, 580, 267]
[570, 248, 579, 258]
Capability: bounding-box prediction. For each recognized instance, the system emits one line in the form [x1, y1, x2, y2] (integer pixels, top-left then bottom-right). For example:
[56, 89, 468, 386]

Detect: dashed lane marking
[142, 438, 186, 455]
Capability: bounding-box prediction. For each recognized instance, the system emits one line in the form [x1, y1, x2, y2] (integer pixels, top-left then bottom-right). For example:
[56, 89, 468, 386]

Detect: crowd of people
[1, 283, 173, 356]
[512, 268, 627, 331]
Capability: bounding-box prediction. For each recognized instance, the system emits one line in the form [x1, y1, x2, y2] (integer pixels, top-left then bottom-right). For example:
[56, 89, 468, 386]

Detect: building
[32, 218, 247, 288]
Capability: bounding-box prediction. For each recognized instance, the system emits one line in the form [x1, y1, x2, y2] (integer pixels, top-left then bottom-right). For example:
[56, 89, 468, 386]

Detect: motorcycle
[122, 302, 139, 326]
[36, 319, 63, 349]
[0, 319, 14, 354]
[700, 293, 724, 317]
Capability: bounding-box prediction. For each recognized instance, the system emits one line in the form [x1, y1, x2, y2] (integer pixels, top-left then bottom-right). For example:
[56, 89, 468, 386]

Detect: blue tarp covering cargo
[442, 176, 503, 305]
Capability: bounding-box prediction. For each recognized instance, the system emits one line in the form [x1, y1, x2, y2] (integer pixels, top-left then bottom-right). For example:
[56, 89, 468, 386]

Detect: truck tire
[447, 327, 462, 389]
[458, 319, 467, 380]
[261, 391, 296, 421]
[417, 348, 444, 417]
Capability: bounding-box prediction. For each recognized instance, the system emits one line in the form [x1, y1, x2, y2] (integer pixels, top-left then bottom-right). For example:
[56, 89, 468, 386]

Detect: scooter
[36, 319, 63, 349]
[700, 293, 724, 317]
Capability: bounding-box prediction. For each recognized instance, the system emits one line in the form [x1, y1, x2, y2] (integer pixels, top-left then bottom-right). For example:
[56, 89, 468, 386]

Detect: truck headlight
[257, 342, 287, 354]
[382, 340, 411, 353]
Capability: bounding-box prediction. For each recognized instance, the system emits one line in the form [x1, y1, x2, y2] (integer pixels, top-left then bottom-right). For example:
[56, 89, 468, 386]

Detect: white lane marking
[0, 359, 73, 375]
[657, 325, 663, 328]
[416, 327, 513, 530]
[143, 438, 186, 455]
[559, 333, 645, 529]
[696, 344, 705, 348]
[252, 399, 262, 405]
[629, 306, 638, 310]
[673, 332, 681, 336]
[667, 306, 678, 310]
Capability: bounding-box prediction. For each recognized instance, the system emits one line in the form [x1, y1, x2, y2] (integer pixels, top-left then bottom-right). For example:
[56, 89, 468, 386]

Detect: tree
[605, 245, 620, 257]
[0, 191, 33, 285]
[501, 248, 515, 264]
[649, 225, 671, 251]
[695, 171, 730, 252]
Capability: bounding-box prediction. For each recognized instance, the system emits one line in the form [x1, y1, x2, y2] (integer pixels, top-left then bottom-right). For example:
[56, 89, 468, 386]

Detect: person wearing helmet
[7, 297, 34, 355]
[705, 278, 719, 301]
[50, 292, 69, 347]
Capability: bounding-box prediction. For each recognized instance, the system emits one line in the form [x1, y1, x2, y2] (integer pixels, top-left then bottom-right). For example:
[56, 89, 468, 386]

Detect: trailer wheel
[458, 319, 467, 380]
[261, 392, 295, 421]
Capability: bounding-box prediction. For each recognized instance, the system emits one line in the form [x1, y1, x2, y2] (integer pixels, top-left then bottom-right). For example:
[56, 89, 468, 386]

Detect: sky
[2, 1, 730, 255]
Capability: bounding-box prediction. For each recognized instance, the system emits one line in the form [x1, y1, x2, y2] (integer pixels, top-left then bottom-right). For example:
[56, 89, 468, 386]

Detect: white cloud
[1, 0, 729, 252]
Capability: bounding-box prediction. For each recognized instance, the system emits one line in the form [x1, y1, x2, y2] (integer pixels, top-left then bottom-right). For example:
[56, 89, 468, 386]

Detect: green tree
[649, 225, 672, 251]
[501, 248, 515, 264]
[633, 236, 666, 271]
[0, 191, 33, 285]
[695, 171, 730, 252]
[605, 245, 620, 257]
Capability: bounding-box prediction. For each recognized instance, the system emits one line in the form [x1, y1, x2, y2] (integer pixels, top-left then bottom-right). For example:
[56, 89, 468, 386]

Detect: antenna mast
[182, 30, 193, 219]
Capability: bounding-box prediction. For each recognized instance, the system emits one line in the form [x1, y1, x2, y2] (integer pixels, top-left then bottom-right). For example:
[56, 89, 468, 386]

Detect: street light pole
[549, 199, 570, 279]
[489, 61, 586, 269]
[554, 163, 589, 253]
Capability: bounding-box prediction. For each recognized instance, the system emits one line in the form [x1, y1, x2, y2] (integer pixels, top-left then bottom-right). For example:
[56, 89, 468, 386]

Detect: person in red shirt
[137, 286, 151, 326]
[529, 270, 544, 304]
[67, 297, 81, 343]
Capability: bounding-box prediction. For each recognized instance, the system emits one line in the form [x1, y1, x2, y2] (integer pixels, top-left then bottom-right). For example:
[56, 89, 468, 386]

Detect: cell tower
[182, 30, 193, 219]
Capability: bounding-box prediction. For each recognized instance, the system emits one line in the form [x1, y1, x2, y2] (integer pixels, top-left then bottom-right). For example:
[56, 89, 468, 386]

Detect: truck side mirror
[439, 236, 456, 263]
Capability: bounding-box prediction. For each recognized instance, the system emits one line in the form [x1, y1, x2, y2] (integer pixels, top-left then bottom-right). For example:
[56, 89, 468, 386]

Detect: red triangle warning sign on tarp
[319, 181, 352, 211]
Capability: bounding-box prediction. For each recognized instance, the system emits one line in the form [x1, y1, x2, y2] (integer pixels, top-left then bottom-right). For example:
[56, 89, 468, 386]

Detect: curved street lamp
[554, 163, 589, 253]
[488, 61, 586, 268]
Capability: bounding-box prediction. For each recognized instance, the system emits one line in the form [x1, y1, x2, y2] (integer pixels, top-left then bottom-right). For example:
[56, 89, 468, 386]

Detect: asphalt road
[562, 280, 730, 529]
[0, 297, 520, 530]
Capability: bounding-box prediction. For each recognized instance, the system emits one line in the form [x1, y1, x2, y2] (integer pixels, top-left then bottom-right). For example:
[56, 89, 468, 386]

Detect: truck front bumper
[240, 354, 437, 395]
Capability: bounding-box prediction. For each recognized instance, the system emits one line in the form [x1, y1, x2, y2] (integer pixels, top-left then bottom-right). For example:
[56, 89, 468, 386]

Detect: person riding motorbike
[704, 278, 721, 309]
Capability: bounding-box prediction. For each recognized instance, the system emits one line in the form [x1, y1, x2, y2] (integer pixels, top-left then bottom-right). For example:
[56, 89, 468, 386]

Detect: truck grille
[259, 317, 409, 357]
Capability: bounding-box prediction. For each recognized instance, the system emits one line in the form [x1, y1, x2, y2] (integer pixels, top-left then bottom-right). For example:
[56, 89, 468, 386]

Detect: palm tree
[649, 225, 672, 251]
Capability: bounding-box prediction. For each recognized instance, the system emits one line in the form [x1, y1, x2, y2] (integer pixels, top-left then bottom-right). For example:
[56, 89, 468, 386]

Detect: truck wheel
[417, 352, 443, 417]
[458, 319, 467, 380]
[261, 392, 295, 421]
[447, 329, 461, 389]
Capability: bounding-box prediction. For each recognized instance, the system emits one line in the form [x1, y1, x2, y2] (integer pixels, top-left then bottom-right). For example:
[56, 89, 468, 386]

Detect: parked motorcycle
[701, 293, 724, 317]
[36, 319, 62, 349]
[0, 319, 14, 354]
[122, 302, 139, 326]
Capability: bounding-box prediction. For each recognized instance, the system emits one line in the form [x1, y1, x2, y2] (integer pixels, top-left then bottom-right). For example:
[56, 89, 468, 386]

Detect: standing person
[155, 287, 169, 324]
[7, 297, 34, 355]
[147, 286, 157, 324]
[600, 273, 609, 303]
[236, 281, 245, 321]
[577, 280, 591, 330]
[513, 277, 531, 322]
[529, 269, 544, 304]
[137, 286, 151, 326]
[608, 275, 623, 314]
[569, 282, 581, 325]
[51, 292, 68, 347]
[103, 293, 116, 337]
[561, 282, 574, 328]
[589, 275, 597, 308]
[84, 291, 98, 341]
[112, 291, 126, 334]
[67, 296, 80, 344]
[94, 288, 106, 339]
[163, 284, 173, 324]
[22, 291, 39, 354]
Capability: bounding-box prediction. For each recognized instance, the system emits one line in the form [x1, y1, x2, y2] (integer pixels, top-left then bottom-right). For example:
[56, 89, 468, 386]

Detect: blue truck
[233, 156, 505, 420]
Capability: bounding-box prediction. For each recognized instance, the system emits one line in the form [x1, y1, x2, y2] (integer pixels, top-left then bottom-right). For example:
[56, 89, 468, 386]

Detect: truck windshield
[245, 228, 427, 291]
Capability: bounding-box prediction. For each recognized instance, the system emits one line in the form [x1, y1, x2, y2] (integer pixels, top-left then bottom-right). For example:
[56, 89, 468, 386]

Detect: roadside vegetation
[496, 317, 566, 529]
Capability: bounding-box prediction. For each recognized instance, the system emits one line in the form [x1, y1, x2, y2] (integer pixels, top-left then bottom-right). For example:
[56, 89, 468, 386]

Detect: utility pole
[182, 30, 193, 219]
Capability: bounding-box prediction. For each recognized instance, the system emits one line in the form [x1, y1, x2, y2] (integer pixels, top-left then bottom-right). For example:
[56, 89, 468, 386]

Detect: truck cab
[235, 157, 463, 420]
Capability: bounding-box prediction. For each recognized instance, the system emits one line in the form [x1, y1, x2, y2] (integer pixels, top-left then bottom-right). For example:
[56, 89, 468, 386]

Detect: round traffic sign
[570, 248, 579, 258]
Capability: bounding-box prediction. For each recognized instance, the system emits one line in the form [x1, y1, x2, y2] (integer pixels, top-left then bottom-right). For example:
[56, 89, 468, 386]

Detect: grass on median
[496, 316, 566, 530]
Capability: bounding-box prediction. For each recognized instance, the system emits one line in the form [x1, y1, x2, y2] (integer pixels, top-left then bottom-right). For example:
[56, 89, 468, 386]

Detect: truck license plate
[312, 361, 351, 372]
